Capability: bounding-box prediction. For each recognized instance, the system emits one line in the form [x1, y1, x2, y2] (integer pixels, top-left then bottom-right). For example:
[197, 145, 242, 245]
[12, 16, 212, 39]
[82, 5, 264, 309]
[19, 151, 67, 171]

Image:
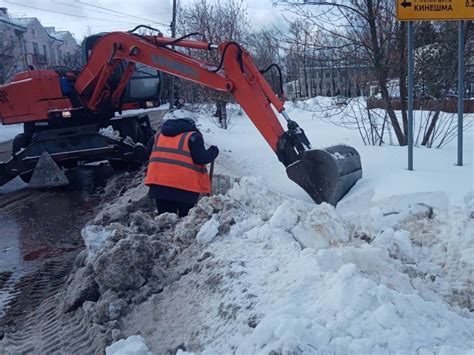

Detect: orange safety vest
[145, 131, 211, 194]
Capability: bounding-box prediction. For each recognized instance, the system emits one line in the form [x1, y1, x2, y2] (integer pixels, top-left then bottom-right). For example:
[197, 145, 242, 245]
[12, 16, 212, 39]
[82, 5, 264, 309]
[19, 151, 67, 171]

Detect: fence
[367, 98, 474, 113]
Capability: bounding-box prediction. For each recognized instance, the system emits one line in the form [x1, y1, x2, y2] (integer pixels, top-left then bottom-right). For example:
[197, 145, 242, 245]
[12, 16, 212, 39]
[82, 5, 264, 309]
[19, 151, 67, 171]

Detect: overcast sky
[1, 0, 290, 40]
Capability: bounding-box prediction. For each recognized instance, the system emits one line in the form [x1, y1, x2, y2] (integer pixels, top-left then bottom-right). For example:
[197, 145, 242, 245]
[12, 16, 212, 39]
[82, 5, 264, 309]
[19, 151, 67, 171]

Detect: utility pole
[169, 0, 177, 110]
[457, 20, 465, 167]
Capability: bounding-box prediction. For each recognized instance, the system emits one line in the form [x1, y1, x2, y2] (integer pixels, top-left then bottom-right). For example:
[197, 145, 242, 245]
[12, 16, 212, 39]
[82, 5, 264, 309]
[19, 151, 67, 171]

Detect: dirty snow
[120, 179, 474, 354]
[99, 126, 121, 140]
[66, 99, 473, 354]
[0, 124, 23, 143]
[81, 225, 117, 263]
[196, 214, 220, 244]
[105, 335, 153, 355]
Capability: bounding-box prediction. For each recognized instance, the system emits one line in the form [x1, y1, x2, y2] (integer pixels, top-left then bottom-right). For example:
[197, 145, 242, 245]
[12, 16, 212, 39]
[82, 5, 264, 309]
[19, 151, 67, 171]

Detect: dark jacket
[147, 118, 219, 203]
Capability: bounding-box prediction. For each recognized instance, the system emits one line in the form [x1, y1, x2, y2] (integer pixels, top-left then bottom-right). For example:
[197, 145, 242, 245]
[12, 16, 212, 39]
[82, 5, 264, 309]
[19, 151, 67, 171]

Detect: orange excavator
[0, 28, 361, 205]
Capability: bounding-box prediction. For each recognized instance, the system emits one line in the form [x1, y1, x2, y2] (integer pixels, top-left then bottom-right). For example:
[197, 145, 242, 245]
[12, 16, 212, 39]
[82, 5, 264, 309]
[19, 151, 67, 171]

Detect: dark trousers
[156, 199, 195, 218]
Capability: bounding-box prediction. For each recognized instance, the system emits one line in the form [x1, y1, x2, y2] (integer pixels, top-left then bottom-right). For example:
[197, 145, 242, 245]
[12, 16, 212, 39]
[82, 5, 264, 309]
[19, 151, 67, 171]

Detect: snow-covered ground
[0, 124, 22, 144]
[9, 98, 468, 354]
[98, 101, 474, 354]
[194, 101, 473, 203]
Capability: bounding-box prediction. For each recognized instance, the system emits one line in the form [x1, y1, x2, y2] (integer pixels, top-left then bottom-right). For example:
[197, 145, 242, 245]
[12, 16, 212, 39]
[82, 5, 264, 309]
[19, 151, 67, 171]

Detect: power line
[6, 1, 148, 25]
[52, 0, 147, 21]
[77, 0, 169, 27]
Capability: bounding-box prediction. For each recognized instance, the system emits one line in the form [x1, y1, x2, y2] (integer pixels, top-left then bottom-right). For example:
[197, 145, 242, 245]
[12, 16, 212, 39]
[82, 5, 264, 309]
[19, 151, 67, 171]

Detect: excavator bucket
[286, 145, 362, 206]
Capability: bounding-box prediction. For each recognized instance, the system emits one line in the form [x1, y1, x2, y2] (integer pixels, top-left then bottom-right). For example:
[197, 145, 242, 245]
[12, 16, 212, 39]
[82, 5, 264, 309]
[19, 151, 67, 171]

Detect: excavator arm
[75, 32, 294, 157]
[75, 32, 362, 205]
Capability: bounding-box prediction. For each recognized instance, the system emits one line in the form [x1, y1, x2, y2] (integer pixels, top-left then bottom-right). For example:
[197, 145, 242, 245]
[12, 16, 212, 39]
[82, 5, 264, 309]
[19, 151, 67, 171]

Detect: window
[32, 28, 36, 37]
[32, 42, 39, 54]
[325, 72, 330, 78]
[43, 44, 47, 56]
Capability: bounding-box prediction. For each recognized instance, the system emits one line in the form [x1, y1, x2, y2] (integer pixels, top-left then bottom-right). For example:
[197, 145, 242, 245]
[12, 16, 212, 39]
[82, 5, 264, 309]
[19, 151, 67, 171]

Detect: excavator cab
[82, 34, 163, 106]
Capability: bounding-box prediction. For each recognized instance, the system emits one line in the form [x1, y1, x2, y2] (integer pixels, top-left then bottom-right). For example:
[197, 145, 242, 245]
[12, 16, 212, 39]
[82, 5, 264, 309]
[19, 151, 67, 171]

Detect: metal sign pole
[457, 20, 465, 166]
[408, 21, 414, 171]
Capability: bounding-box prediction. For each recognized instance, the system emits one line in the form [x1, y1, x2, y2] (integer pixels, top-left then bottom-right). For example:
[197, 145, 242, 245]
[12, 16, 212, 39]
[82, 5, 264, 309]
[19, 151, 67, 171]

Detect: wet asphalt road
[0, 169, 109, 273]
[0, 165, 115, 320]
[0, 109, 166, 322]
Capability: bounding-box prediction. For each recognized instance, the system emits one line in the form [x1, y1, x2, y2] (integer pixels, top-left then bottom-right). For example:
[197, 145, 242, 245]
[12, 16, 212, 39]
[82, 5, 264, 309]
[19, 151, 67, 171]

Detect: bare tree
[246, 28, 285, 95]
[177, 0, 249, 129]
[279, 0, 407, 145]
[0, 43, 17, 84]
[275, 0, 472, 148]
[0, 32, 24, 84]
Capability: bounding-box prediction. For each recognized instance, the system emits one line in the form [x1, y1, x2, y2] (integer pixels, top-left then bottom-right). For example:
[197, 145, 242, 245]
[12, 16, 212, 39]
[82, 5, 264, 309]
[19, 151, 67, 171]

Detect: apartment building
[0, 7, 79, 83]
[284, 65, 374, 100]
[0, 7, 26, 82]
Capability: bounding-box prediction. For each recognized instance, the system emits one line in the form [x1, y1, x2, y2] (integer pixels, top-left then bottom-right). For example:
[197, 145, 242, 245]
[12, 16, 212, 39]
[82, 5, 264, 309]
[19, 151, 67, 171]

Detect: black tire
[19, 172, 33, 183]
[108, 159, 143, 171]
[12, 133, 32, 183]
[109, 139, 147, 171]
[118, 119, 140, 142]
[61, 160, 78, 169]
[116, 118, 149, 145]
[108, 159, 130, 171]
[12, 133, 29, 154]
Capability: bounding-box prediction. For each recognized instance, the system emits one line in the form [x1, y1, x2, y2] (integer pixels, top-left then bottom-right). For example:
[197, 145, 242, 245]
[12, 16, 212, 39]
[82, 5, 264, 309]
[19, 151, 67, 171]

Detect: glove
[210, 145, 219, 157]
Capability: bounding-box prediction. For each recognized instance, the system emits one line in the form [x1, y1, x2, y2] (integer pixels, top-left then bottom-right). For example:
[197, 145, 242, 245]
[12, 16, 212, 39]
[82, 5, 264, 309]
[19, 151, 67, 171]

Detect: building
[45, 27, 81, 67]
[284, 65, 374, 100]
[14, 17, 63, 69]
[0, 7, 26, 83]
[0, 7, 79, 83]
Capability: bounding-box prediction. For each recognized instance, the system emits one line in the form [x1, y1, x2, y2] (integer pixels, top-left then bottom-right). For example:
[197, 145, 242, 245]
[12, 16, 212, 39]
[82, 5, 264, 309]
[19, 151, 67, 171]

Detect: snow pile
[105, 335, 152, 355]
[81, 225, 116, 263]
[60, 170, 236, 337]
[61, 98, 473, 353]
[99, 126, 121, 140]
[0, 124, 22, 143]
[196, 214, 220, 244]
[117, 178, 474, 354]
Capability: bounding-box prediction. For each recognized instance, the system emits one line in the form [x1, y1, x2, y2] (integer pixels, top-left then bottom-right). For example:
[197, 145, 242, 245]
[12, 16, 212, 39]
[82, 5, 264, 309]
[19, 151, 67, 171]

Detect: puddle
[0, 163, 117, 317]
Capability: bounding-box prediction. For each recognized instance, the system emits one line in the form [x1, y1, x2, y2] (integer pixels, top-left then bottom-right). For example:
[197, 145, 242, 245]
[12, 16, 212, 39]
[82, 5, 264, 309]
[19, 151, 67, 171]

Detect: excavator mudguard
[286, 145, 362, 206]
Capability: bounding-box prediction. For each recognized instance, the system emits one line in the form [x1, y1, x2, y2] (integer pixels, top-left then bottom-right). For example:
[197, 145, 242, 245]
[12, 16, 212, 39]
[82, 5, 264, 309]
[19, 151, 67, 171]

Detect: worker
[145, 117, 218, 217]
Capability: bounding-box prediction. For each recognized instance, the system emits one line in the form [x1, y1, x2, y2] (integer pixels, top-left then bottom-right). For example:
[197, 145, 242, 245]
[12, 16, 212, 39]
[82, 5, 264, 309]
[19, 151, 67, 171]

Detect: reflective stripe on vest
[144, 131, 211, 193]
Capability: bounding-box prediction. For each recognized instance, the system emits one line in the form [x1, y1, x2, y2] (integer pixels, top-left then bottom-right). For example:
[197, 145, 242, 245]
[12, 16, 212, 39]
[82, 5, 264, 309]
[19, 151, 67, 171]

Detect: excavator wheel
[286, 145, 362, 206]
[19, 172, 33, 184]
[109, 143, 148, 171]
[11, 133, 33, 183]
[12, 133, 29, 154]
